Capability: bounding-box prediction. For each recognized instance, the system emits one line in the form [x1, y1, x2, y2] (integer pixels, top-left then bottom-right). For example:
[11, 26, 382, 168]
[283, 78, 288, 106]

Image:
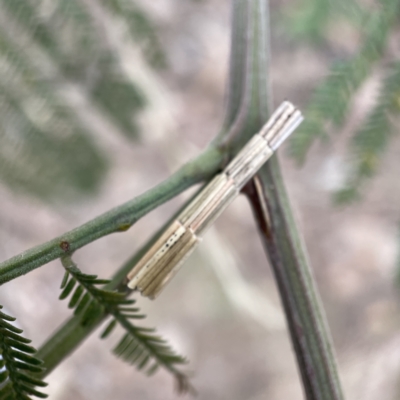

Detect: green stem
[224, 1, 344, 399]
[244, 166, 344, 400]
[0, 146, 223, 285]
[36, 187, 205, 376]
[36, 315, 94, 379]
[36, 248, 149, 377]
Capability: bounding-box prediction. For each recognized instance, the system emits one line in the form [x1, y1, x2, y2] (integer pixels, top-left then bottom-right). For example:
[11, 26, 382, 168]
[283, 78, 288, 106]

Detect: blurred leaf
[98, 0, 166, 68]
[90, 71, 146, 139]
[334, 62, 400, 203]
[285, 0, 366, 43]
[0, 0, 164, 201]
[289, 0, 400, 164]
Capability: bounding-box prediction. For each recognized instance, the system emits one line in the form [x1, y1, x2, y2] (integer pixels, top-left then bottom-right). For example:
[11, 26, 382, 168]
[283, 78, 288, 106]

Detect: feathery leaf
[334, 62, 400, 203]
[289, 0, 400, 164]
[0, 0, 165, 201]
[97, 0, 166, 68]
[286, 0, 366, 43]
[0, 305, 48, 399]
[59, 257, 190, 391]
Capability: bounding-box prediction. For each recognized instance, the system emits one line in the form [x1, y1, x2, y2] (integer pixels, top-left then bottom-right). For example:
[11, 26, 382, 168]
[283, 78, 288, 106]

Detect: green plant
[289, 0, 400, 203]
[59, 256, 188, 386]
[6, 0, 398, 398]
[0, 306, 47, 399]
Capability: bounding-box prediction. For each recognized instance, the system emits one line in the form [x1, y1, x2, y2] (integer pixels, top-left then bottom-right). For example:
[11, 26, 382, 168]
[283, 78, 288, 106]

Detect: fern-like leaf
[0, 0, 161, 201]
[334, 62, 400, 203]
[286, 0, 366, 43]
[59, 256, 190, 392]
[97, 0, 166, 68]
[289, 0, 400, 164]
[0, 306, 47, 399]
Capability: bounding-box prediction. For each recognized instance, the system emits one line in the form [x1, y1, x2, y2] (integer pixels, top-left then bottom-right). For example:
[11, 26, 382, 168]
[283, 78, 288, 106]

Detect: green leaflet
[0, 306, 47, 399]
[59, 257, 190, 391]
[334, 62, 400, 203]
[97, 0, 166, 68]
[289, 0, 400, 164]
[0, 0, 164, 201]
[285, 0, 365, 43]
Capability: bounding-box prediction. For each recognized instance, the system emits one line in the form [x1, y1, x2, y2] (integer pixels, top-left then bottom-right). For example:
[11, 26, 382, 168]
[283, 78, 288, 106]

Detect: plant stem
[36, 188, 205, 377]
[36, 248, 150, 377]
[244, 169, 344, 400]
[0, 145, 223, 285]
[223, 1, 344, 399]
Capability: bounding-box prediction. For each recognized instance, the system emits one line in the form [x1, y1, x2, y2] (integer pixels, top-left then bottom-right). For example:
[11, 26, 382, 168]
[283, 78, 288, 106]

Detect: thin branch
[215, 0, 271, 152]
[0, 145, 223, 285]
[36, 187, 204, 377]
[244, 171, 344, 400]
[223, 1, 345, 399]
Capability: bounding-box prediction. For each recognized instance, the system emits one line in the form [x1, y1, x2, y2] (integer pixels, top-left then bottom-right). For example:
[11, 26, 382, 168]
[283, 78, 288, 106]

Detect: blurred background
[0, 0, 400, 399]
